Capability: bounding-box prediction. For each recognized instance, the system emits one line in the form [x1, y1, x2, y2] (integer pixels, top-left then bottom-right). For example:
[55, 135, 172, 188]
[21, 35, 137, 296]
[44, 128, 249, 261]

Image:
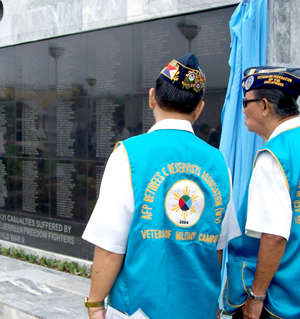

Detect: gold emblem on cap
[182, 70, 204, 93]
[161, 60, 180, 83]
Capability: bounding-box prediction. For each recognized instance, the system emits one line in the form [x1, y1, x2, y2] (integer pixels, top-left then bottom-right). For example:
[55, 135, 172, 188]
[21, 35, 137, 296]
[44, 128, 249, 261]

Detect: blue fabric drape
[218, 0, 268, 309]
[220, 0, 268, 214]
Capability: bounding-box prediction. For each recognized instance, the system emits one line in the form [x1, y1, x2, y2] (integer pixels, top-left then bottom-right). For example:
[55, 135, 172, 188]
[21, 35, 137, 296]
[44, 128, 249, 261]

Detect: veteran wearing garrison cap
[82, 53, 240, 319]
[223, 67, 300, 319]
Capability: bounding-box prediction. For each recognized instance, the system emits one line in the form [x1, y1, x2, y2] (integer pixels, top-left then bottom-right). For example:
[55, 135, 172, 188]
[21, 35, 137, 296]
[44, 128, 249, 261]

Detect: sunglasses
[242, 98, 261, 109]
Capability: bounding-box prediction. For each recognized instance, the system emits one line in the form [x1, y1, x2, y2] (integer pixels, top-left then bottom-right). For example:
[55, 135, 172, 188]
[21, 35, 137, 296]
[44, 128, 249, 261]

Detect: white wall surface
[267, 0, 300, 67]
[0, 0, 240, 47]
[1, 1, 300, 70]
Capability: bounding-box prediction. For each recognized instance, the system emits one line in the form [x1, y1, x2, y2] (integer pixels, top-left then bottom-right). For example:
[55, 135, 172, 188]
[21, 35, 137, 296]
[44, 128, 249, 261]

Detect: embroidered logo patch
[245, 75, 254, 91]
[165, 179, 205, 228]
[161, 60, 180, 82]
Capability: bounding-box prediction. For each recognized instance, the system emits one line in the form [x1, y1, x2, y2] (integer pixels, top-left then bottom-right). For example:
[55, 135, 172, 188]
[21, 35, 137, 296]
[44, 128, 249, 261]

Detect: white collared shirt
[246, 117, 300, 240]
[82, 119, 240, 253]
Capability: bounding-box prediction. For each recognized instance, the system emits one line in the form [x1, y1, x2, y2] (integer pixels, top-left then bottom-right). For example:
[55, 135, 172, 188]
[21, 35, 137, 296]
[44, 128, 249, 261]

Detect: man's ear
[192, 100, 205, 122]
[149, 88, 156, 110]
[262, 98, 271, 117]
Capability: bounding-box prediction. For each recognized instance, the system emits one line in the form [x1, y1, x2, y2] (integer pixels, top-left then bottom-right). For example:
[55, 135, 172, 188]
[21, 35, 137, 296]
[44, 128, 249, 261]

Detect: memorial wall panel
[0, 47, 16, 101]
[0, 5, 236, 260]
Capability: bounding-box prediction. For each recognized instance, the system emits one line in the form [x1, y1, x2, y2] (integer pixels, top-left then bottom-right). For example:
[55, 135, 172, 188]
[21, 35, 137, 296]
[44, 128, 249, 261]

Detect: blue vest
[223, 126, 300, 319]
[109, 129, 231, 319]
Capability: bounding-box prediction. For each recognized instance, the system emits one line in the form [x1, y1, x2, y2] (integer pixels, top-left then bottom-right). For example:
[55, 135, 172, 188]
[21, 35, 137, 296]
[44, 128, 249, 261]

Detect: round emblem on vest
[165, 179, 205, 228]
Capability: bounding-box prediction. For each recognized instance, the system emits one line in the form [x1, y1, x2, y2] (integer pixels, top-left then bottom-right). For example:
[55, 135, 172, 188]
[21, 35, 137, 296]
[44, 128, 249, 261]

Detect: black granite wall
[0, 5, 235, 260]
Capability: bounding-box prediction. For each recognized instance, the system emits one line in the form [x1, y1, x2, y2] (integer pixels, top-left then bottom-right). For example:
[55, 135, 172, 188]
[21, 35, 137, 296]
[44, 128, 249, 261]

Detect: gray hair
[253, 88, 299, 118]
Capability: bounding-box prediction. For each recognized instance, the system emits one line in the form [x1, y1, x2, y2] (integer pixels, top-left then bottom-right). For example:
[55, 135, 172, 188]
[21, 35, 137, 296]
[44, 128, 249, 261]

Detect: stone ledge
[0, 255, 90, 319]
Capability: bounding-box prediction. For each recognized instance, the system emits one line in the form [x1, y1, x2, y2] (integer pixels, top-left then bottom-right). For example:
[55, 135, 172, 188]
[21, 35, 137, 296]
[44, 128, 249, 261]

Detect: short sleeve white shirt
[82, 119, 241, 253]
[245, 117, 300, 241]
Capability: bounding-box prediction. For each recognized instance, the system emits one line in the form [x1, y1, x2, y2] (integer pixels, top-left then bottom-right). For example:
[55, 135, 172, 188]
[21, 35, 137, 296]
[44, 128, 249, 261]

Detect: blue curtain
[220, 0, 268, 214]
[219, 0, 268, 309]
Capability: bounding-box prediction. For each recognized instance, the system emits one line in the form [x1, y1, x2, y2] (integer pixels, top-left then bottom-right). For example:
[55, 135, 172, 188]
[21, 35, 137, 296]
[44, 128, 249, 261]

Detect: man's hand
[87, 246, 124, 319]
[241, 233, 286, 319]
[242, 298, 263, 319]
[88, 307, 106, 319]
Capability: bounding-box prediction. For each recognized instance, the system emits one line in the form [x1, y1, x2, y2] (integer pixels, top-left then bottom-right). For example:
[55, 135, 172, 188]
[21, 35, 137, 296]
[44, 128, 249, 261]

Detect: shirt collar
[148, 119, 194, 134]
[269, 116, 300, 140]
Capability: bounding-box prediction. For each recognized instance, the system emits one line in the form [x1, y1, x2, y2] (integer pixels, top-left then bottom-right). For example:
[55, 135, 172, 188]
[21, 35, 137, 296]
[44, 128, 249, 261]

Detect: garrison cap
[160, 53, 206, 96]
[242, 66, 300, 100]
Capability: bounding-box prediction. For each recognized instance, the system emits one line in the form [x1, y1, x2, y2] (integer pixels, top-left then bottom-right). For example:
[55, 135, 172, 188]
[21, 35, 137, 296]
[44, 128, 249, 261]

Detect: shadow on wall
[0, 1, 3, 22]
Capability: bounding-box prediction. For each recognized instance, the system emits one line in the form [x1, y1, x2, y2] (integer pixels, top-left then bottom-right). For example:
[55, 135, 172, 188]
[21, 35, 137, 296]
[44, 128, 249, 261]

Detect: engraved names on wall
[142, 26, 170, 89]
[197, 13, 228, 56]
[142, 96, 155, 133]
[20, 54, 39, 100]
[0, 5, 236, 259]
[96, 33, 121, 93]
[56, 162, 75, 219]
[56, 101, 75, 157]
[22, 106, 38, 156]
[96, 99, 117, 158]
[22, 160, 38, 213]
[0, 104, 7, 154]
[0, 160, 8, 207]
[51, 42, 74, 98]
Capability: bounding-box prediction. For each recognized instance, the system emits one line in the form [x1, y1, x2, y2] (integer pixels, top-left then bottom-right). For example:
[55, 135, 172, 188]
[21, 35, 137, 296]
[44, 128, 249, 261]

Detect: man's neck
[266, 115, 298, 140]
[154, 109, 194, 124]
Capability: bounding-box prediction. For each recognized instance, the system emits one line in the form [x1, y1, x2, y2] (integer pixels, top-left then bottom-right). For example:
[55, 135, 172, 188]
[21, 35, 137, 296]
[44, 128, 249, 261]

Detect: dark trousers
[232, 307, 276, 319]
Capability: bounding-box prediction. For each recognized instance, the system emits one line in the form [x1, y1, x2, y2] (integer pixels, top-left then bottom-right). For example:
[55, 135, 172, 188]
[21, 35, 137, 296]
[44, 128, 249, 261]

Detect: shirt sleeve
[245, 151, 292, 240]
[217, 169, 241, 250]
[82, 144, 134, 254]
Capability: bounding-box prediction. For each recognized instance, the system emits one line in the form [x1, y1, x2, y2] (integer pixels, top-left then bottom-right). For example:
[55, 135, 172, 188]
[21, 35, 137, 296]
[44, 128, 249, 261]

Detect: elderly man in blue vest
[82, 53, 240, 319]
[223, 67, 300, 319]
